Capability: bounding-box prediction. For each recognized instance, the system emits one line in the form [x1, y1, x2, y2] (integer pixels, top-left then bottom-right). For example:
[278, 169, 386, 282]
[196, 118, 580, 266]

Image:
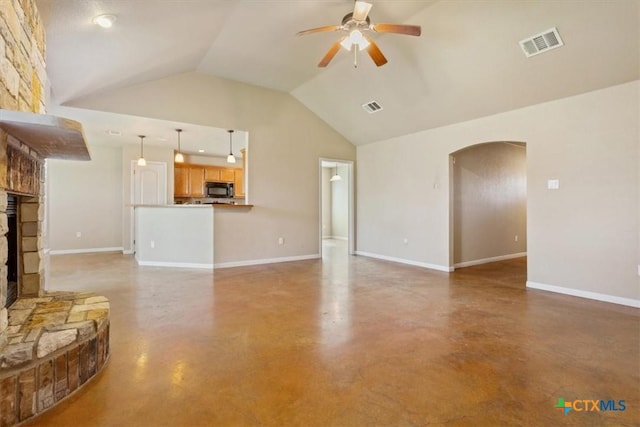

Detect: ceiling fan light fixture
[341, 30, 370, 51]
[357, 35, 370, 51]
[297, 1, 420, 68]
[340, 37, 353, 51]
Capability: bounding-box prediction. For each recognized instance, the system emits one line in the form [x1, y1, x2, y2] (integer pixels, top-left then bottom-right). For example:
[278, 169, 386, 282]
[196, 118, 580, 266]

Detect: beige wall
[453, 142, 527, 265]
[358, 81, 639, 303]
[68, 71, 356, 263]
[47, 145, 123, 252]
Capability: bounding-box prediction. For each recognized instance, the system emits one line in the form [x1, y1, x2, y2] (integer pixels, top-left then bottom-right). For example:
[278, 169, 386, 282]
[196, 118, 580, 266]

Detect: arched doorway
[450, 142, 527, 275]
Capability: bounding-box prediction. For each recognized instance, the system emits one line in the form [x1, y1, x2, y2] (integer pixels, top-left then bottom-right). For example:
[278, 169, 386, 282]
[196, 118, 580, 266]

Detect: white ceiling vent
[519, 27, 563, 58]
[362, 101, 383, 114]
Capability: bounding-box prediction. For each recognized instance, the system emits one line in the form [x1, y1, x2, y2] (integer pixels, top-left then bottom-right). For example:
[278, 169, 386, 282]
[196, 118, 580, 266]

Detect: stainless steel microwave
[206, 182, 234, 198]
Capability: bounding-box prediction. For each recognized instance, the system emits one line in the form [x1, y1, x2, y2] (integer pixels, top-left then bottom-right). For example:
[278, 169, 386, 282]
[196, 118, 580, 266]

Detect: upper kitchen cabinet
[174, 164, 190, 197]
[204, 167, 219, 182]
[235, 148, 247, 198]
[175, 163, 244, 198]
[219, 168, 235, 183]
[189, 166, 205, 197]
[204, 166, 234, 183]
[174, 164, 205, 197]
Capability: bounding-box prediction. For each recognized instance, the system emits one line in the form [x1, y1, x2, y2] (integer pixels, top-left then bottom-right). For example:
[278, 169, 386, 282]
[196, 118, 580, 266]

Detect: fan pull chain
[353, 47, 358, 68]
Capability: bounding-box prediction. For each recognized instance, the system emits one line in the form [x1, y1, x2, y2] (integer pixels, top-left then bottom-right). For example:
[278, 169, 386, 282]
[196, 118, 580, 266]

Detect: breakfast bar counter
[133, 204, 253, 268]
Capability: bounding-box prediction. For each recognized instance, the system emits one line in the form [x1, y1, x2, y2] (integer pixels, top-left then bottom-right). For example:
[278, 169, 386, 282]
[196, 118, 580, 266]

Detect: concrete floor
[24, 242, 639, 426]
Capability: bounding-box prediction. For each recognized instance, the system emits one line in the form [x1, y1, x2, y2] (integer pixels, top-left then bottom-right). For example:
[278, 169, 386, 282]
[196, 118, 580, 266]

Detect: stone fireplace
[0, 111, 111, 426]
[0, 129, 46, 346]
[0, 1, 110, 424]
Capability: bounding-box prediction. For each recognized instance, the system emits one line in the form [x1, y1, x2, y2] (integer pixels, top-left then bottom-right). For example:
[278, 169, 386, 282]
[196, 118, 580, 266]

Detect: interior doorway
[319, 159, 354, 258]
[450, 142, 527, 275]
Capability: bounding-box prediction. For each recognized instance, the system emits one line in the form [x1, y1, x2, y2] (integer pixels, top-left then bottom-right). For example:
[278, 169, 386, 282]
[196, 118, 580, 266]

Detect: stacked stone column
[0, 0, 47, 353]
[0, 190, 7, 350]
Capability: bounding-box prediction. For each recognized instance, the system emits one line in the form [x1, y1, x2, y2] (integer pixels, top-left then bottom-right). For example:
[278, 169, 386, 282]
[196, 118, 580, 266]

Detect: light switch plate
[547, 179, 560, 190]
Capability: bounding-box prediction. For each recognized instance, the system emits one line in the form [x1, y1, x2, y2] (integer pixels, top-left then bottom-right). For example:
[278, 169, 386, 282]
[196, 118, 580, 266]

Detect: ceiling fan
[296, 1, 421, 68]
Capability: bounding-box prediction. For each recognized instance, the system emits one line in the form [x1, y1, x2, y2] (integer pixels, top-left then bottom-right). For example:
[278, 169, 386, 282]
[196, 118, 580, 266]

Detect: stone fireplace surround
[0, 111, 110, 426]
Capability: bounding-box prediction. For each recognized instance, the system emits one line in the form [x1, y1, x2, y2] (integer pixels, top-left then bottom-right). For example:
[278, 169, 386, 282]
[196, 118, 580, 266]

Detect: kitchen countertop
[133, 204, 253, 208]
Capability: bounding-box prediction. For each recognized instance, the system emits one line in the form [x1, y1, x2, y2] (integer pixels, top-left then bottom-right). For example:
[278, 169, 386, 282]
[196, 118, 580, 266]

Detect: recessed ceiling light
[157, 137, 167, 142]
[93, 14, 116, 29]
[198, 149, 205, 153]
[107, 129, 121, 136]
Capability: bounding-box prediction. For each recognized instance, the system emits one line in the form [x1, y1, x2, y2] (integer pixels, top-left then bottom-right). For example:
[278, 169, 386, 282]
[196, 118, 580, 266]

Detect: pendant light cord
[139, 135, 145, 157]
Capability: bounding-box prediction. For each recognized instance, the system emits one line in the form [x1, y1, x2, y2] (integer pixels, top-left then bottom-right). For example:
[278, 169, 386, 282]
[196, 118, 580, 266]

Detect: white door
[131, 161, 167, 253]
[133, 162, 167, 205]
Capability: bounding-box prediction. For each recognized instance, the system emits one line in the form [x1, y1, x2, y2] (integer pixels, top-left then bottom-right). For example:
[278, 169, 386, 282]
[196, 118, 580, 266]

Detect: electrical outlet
[514, 235, 519, 242]
[76, 231, 81, 238]
[403, 238, 408, 245]
[150, 240, 155, 249]
[278, 237, 284, 245]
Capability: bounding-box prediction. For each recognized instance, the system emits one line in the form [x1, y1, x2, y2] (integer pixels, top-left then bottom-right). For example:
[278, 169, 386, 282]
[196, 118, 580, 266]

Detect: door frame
[318, 158, 355, 256]
[129, 160, 168, 254]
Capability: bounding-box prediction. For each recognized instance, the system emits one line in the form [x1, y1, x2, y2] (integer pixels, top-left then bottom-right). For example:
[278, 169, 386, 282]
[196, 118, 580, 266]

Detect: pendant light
[227, 130, 236, 164]
[330, 164, 342, 181]
[174, 128, 184, 163]
[137, 135, 146, 166]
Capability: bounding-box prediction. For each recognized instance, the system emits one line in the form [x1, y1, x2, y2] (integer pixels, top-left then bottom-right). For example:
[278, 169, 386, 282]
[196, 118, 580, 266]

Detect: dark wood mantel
[0, 109, 90, 161]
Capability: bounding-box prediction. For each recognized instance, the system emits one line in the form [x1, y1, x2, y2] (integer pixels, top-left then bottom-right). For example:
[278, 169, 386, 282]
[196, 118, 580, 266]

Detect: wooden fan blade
[364, 36, 388, 67]
[372, 23, 422, 36]
[318, 39, 343, 67]
[353, 1, 372, 21]
[296, 25, 341, 36]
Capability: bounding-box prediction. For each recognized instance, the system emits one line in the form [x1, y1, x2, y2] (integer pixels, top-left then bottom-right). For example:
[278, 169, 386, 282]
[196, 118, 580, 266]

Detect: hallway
[25, 253, 638, 426]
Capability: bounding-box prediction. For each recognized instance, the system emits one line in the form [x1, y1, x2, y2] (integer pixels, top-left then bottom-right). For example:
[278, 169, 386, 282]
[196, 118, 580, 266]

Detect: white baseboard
[136, 260, 214, 269]
[454, 252, 527, 269]
[122, 249, 134, 255]
[215, 254, 320, 269]
[355, 251, 453, 272]
[526, 281, 640, 308]
[50, 247, 124, 255]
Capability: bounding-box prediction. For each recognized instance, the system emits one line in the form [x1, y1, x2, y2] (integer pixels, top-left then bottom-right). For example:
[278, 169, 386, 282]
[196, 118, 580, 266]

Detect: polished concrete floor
[25, 241, 639, 426]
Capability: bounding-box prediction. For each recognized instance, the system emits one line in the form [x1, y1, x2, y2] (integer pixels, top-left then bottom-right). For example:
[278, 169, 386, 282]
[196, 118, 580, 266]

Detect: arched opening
[450, 141, 527, 280]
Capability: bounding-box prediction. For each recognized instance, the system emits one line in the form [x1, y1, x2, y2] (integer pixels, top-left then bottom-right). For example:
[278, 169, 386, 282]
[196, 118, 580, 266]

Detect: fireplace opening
[6, 194, 18, 308]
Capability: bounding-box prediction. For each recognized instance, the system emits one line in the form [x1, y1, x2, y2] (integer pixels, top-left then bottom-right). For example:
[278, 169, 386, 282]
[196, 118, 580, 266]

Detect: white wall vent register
[519, 27, 564, 58]
[362, 101, 383, 114]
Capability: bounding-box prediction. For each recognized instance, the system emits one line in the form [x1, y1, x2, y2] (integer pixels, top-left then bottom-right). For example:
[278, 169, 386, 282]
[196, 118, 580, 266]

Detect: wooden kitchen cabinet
[235, 148, 246, 198]
[234, 169, 244, 198]
[175, 163, 244, 198]
[189, 166, 205, 197]
[219, 168, 235, 182]
[204, 167, 233, 183]
[174, 164, 190, 197]
[175, 164, 205, 197]
[204, 166, 219, 182]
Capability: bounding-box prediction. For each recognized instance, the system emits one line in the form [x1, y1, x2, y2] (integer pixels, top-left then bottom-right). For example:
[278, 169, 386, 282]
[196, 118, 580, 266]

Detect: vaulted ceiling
[36, 0, 639, 151]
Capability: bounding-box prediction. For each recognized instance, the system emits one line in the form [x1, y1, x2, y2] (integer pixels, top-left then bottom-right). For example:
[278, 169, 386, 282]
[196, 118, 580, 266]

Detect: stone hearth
[0, 292, 109, 424]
